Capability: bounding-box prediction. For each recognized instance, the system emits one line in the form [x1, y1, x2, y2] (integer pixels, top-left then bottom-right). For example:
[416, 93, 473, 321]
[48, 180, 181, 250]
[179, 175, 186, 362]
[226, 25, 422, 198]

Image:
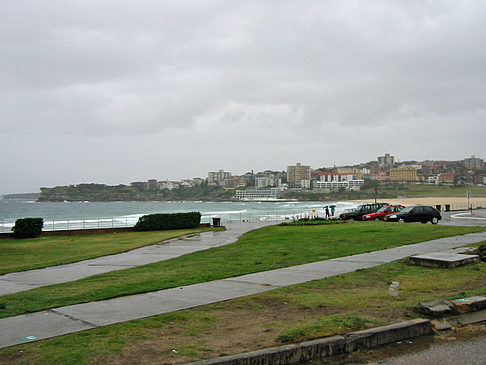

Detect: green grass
[1, 257, 485, 364]
[0, 222, 484, 319]
[0, 227, 218, 275]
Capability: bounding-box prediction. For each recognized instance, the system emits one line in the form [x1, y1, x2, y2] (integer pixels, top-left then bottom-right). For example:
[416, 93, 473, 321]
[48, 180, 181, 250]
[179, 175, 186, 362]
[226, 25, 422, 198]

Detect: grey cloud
[1, 0, 486, 193]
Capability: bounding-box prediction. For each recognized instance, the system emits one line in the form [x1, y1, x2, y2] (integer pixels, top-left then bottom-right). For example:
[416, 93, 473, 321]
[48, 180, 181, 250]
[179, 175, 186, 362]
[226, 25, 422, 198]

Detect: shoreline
[353, 197, 486, 210]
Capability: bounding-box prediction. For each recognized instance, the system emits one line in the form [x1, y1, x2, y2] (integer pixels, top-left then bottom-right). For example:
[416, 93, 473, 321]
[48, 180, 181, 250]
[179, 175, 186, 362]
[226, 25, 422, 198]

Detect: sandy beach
[354, 197, 486, 210]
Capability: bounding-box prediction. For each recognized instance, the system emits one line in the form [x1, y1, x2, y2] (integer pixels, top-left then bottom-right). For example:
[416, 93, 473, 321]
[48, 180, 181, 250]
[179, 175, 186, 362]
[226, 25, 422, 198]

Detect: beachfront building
[378, 153, 395, 169]
[233, 187, 283, 200]
[208, 169, 232, 186]
[389, 167, 418, 182]
[287, 163, 311, 187]
[464, 155, 484, 170]
[314, 180, 364, 191]
[319, 173, 356, 182]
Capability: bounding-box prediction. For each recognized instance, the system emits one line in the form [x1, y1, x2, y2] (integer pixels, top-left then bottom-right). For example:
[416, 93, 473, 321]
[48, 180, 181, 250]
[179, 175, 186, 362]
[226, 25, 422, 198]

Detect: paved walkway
[0, 221, 274, 296]
[1, 223, 486, 349]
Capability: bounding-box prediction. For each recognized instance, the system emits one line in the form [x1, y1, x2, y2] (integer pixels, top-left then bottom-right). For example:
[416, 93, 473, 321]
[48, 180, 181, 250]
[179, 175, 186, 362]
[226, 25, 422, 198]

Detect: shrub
[11, 218, 44, 238]
[133, 212, 201, 231]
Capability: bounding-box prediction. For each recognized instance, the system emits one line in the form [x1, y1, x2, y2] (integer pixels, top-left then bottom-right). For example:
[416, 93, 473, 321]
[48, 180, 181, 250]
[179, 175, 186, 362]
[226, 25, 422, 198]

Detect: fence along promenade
[2, 200, 486, 233]
[0, 210, 307, 233]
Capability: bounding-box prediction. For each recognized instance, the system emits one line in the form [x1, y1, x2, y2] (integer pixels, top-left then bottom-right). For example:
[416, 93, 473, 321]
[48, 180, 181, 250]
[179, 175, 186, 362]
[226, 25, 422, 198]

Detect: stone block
[452, 296, 486, 313]
[414, 300, 456, 317]
[345, 319, 432, 352]
[409, 253, 479, 268]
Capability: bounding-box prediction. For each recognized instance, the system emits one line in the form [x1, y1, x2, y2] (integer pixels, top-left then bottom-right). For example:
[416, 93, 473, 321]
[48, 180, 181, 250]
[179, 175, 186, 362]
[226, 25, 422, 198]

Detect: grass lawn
[1, 256, 484, 364]
[0, 227, 219, 275]
[0, 221, 484, 320]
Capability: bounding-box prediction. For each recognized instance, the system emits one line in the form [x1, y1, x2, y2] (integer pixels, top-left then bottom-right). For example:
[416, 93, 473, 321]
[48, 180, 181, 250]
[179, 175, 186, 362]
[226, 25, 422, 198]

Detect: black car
[339, 202, 389, 221]
[384, 205, 441, 224]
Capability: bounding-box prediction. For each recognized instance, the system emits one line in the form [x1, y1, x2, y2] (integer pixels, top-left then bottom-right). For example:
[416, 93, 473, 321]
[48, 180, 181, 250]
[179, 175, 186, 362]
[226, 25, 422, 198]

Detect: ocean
[0, 199, 359, 232]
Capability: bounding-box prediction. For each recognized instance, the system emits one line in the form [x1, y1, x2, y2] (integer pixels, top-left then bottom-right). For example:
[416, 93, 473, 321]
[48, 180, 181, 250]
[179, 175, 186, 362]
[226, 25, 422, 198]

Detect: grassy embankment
[0, 227, 220, 275]
[0, 222, 485, 364]
[0, 222, 484, 320]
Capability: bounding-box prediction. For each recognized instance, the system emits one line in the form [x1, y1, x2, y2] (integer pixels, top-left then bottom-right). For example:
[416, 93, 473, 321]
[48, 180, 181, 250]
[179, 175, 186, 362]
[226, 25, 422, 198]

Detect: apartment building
[464, 155, 484, 170]
[378, 153, 395, 168]
[287, 163, 311, 187]
[208, 169, 232, 186]
[389, 167, 418, 182]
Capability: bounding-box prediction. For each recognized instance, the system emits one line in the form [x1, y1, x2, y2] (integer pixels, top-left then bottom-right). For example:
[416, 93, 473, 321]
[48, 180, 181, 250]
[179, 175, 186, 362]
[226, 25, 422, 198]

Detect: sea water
[0, 199, 359, 232]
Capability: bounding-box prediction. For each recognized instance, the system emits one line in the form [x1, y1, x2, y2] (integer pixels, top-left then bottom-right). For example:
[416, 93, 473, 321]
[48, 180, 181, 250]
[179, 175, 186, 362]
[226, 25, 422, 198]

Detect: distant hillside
[2, 193, 40, 200]
[38, 183, 233, 202]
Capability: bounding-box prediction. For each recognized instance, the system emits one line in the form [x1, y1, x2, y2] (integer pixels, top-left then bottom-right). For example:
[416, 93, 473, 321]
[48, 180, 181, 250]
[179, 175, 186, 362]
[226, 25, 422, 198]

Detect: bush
[133, 212, 201, 231]
[11, 218, 44, 238]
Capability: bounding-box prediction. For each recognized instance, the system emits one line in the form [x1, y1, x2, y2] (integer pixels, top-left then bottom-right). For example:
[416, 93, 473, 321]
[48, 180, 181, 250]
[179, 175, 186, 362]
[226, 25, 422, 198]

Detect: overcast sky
[1, 1, 485, 194]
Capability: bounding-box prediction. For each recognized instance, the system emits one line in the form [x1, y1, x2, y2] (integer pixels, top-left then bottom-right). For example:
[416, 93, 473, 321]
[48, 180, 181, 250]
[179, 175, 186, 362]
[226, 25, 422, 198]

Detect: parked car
[339, 202, 389, 221]
[384, 205, 441, 224]
[362, 205, 406, 221]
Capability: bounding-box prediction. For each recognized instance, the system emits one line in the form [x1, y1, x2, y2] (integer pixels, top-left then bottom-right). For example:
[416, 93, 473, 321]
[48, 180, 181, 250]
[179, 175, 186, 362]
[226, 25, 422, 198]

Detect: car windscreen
[377, 206, 388, 212]
[400, 206, 414, 213]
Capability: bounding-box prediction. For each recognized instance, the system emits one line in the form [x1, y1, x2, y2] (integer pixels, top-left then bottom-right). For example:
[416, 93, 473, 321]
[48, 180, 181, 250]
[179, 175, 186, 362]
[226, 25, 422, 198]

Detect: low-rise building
[314, 180, 364, 191]
[437, 173, 455, 184]
[389, 167, 418, 182]
[233, 187, 283, 200]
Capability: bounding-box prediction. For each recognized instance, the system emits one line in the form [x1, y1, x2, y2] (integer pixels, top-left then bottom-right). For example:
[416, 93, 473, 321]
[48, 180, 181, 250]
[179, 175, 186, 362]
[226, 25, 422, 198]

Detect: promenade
[1, 215, 486, 349]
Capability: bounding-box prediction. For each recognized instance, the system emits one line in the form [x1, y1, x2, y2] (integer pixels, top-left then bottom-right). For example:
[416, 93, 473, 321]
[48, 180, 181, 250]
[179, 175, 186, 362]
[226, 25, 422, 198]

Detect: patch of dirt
[97, 297, 408, 364]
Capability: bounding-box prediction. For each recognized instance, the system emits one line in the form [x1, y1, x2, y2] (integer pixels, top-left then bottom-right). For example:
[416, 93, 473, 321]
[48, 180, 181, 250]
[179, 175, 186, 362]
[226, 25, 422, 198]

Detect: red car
[362, 205, 406, 221]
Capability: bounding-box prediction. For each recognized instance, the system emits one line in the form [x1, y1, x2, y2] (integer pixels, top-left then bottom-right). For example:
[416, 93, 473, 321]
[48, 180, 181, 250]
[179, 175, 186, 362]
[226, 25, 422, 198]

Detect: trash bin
[212, 217, 221, 227]
[435, 205, 441, 211]
[445, 204, 450, 212]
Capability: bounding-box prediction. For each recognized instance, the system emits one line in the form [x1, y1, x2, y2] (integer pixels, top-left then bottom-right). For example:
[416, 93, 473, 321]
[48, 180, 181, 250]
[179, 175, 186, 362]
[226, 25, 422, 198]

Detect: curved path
[0, 221, 273, 296]
[1, 216, 486, 349]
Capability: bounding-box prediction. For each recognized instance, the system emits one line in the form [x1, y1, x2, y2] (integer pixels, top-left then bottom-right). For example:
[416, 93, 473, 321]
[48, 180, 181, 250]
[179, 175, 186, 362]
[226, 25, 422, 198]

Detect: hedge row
[11, 218, 44, 238]
[133, 212, 201, 231]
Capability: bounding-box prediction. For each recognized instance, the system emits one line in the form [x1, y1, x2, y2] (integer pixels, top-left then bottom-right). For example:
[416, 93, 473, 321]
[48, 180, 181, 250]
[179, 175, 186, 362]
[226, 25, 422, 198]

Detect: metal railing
[4, 203, 483, 233]
[0, 210, 326, 233]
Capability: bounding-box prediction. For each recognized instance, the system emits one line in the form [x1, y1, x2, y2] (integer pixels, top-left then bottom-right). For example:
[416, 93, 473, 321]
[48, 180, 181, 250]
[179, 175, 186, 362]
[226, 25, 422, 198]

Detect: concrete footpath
[1, 225, 486, 349]
[0, 221, 273, 296]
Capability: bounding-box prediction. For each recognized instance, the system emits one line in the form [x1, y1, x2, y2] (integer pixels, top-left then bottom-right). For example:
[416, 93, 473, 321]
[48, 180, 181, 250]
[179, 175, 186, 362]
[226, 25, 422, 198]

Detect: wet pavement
[0, 221, 274, 296]
[441, 208, 486, 226]
[1, 226, 486, 349]
[1, 212, 486, 351]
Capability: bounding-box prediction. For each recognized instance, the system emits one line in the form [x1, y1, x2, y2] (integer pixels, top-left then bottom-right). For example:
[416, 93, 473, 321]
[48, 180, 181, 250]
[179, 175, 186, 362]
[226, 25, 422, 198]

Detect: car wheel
[374, 217, 380, 221]
[431, 217, 439, 225]
[398, 218, 405, 223]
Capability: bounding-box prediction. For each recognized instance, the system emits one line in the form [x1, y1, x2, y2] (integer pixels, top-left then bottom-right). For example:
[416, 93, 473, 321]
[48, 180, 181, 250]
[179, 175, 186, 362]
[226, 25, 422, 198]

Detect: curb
[186, 318, 432, 365]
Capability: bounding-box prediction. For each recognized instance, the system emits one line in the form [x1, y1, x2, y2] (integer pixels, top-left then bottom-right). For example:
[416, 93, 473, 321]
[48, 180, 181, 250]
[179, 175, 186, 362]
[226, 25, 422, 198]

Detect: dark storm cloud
[1, 0, 485, 193]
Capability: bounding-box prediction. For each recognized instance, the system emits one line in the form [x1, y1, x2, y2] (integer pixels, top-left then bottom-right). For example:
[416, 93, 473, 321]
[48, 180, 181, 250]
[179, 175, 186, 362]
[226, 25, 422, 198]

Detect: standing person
[330, 206, 335, 217]
[325, 206, 330, 219]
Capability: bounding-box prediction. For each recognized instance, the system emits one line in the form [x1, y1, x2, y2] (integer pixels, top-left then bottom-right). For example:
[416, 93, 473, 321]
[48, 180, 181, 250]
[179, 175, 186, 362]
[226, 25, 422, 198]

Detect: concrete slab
[299, 259, 381, 275]
[0, 280, 40, 296]
[409, 253, 479, 268]
[230, 268, 327, 287]
[57, 280, 278, 326]
[0, 310, 95, 348]
[452, 296, 486, 313]
[458, 309, 486, 325]
[1, 264, 131, 285]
